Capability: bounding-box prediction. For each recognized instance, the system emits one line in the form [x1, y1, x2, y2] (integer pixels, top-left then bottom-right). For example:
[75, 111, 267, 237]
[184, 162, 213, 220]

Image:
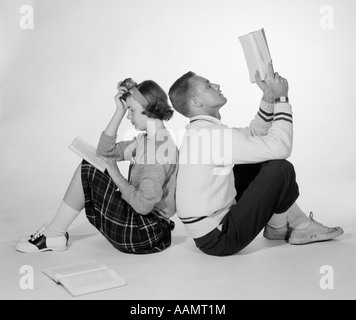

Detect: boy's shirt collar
[189, 115, 222, 126]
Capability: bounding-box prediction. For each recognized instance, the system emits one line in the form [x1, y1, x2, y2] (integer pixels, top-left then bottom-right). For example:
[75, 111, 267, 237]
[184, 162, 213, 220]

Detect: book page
[43, 261, 107, 282]
[239, 33, 263, 83]
[239, 28, 272, 83]
[261, 28, 272, 60]
[69, 137, 107, 172]
[253, 29, 272, 76]
[60, 268, 127, 296]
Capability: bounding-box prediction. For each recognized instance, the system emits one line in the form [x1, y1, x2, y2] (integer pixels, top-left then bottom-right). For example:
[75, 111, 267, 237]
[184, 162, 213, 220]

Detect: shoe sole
[289, 227, 344, 245]
[16, 246, 69, 253]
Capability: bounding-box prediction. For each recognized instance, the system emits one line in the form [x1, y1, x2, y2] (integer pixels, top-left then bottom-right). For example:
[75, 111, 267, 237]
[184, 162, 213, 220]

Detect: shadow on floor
[238, 237, 286, 255]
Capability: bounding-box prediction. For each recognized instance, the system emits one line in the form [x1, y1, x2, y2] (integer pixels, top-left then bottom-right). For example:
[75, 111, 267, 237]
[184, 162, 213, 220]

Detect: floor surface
[1, 176, 355, 300]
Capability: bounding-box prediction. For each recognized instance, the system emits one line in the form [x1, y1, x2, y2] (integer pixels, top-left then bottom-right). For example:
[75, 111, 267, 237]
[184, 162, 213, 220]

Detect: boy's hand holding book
[255, 63, 289, 102]
[255, 67, 274, 104]
[265, 63, 289, 99]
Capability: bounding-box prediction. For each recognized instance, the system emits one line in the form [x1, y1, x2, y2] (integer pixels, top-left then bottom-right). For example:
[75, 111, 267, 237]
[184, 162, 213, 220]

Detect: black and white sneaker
[16, 225, 69, 253]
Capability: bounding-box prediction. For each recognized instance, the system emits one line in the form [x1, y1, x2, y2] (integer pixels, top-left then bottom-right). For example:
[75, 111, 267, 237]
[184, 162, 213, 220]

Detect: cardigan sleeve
[234, 99, 274, 137]
[96, 131, 137, 161]
[181, 103, 293, 166]
[230, 102, 293, 164]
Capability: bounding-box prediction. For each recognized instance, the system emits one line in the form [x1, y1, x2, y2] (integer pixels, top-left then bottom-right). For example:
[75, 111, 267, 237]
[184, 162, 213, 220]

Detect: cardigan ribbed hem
[178, 200, 234, 239]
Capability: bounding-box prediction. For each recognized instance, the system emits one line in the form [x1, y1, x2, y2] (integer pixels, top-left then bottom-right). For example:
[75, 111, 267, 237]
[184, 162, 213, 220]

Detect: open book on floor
[43, 261, 127, 297]
[238, 28, 272, 83]
[69, 136, 107, 173]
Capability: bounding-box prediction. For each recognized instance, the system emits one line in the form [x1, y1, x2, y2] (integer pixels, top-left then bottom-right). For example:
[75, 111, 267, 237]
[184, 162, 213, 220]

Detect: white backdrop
[1, 0, 356, 217]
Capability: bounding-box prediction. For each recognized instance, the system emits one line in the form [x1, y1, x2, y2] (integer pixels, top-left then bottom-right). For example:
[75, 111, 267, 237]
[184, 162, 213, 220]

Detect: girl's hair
[122, 80, 174, 121]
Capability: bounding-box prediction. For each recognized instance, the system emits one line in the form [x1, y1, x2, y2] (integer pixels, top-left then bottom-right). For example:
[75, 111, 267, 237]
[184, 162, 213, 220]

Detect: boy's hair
[168, 71, 197, 117]
[122, 80, 174, 121]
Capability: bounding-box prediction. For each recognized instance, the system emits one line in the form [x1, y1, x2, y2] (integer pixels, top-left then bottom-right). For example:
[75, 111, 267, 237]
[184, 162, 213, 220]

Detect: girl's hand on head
[114, 81, 129, 113]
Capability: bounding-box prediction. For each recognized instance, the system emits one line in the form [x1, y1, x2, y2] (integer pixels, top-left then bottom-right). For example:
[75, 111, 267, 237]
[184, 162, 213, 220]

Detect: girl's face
[126, 96, 150, 131]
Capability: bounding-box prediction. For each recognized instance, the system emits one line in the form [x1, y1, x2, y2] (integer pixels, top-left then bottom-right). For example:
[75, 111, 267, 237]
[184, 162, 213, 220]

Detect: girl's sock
[43, 200, 81, 237]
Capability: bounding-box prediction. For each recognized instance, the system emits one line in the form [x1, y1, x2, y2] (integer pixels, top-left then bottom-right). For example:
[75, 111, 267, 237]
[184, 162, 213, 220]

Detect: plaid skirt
[81, 160, 172, 254]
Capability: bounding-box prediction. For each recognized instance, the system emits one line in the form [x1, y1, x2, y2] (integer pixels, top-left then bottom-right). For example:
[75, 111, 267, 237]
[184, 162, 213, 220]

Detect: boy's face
[191, 75, 227, 109]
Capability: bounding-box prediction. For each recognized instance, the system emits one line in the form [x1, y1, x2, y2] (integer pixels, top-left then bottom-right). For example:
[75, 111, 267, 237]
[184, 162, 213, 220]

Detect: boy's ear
[191, 97, 203, 108]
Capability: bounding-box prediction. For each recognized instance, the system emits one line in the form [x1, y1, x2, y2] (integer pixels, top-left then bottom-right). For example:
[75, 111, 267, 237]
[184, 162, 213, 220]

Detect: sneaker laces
[309, 212, 323, 226]
[29, 225, 46, 241]
[309, 212, 337, 232]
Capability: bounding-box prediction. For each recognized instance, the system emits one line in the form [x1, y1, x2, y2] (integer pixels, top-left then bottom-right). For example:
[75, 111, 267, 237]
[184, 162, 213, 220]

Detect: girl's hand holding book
[103, 157, 121, 180]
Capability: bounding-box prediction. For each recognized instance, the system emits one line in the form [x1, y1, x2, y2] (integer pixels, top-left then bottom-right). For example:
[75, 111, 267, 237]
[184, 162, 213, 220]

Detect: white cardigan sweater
[176, 100, 293, 239]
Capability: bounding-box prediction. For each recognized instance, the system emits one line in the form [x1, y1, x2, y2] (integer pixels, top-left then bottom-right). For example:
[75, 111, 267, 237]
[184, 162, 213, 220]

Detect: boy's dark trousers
[194, 160, 300, 256]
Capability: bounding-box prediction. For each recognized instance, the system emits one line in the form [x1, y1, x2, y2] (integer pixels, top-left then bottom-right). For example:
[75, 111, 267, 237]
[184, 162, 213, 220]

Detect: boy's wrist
[262, 92, 274, 104]
[275, 96, 289, 103]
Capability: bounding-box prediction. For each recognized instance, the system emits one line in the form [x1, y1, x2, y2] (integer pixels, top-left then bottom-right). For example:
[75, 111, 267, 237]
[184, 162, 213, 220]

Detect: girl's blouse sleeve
[96, 131, 137, 161]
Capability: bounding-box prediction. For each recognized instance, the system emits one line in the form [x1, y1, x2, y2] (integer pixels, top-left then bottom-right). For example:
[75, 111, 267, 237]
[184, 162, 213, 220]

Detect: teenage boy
[168, 64, 343, 256]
